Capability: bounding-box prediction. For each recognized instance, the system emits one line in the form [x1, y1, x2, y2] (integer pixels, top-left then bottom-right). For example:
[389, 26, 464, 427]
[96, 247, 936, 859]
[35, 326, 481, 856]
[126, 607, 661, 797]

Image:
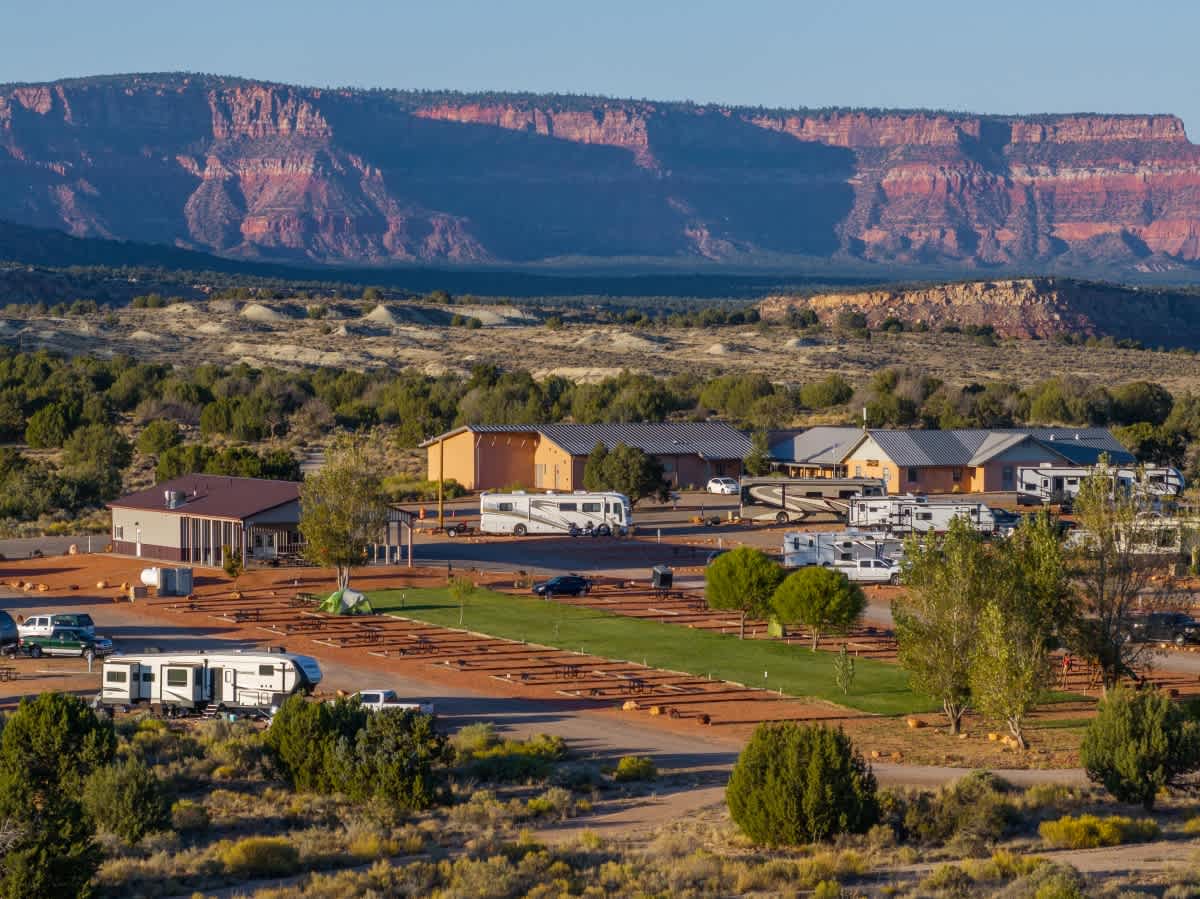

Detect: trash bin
[651, 565, 673, 590]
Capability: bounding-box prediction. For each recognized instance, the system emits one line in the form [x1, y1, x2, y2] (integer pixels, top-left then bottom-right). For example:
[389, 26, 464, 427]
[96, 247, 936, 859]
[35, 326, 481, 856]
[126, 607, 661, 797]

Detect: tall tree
[706, 546, 783, 639]
[742, 429, 773, 476]
[300, 440, 388, 591]
[892, 518, 993, 734]
[1069, 462, 1171, 693]
[582, 441, 666, 505]
[771, 566, 867, 651]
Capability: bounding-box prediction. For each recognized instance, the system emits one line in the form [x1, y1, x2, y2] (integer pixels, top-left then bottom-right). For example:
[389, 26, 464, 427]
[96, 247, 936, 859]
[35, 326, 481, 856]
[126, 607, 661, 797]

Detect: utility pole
[437, 437, 445, 530]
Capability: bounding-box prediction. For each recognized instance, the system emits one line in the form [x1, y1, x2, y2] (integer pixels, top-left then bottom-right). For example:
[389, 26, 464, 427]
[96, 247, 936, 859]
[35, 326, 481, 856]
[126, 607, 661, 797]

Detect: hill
[3, 74, 1200, 276]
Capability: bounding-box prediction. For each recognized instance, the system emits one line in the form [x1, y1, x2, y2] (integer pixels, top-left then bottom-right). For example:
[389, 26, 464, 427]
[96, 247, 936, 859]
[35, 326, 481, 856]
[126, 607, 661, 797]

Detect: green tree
[331, 709, 450, 813]
[771, 566, 866, 651]
[0, 693, 116, 899]
[799, 375, 853, 409]
[833, 644, 856, 695]
[222, 545, 244, 588]
[136, 419, 181, 455]
[61, 423, 133, 500]
[450, 576, 475, 626]
[82, 757, 169, 844]
[300, 441, 388, 591]
[892, 518, 993, 734]
[155, 444, 213, 481]
[726, 722, 878, 845]
[265, 695, 368, 793]
[581, 441, 665, 504]
[1080, 687, 1200, 809]
[24, 403, 71, 448]
[705, 546, 783, 639]
[743, 429, 773, 477]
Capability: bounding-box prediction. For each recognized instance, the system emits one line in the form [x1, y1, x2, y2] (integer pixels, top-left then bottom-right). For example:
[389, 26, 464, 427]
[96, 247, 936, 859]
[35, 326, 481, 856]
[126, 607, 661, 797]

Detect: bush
[329, 708, 450, 811]
[1080, 686, 1200, 809]
[451, 722, 499, 758]
[549, 761, 605, 792]
[170, 799, 210, 832]
[726, 723, 877, 845]
[903, 771, 1017, 846]
[460, 733, 567, 783]
[219, 836, 301, 878]
[920, 863, 972, 895]
[136, 419, 181, 455]
[82, 757, 170, 844]
[265, 695, 367, 793]
[1038, 813, 1159, 849]
[612, 755, 657, 782]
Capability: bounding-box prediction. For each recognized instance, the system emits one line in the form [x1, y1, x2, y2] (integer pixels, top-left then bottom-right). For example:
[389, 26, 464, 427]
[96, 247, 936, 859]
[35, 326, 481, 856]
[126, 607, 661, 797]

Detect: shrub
[452, 722, 499, 758]
[461, 733, 567, 783]
[920, 864, 972, 895]
[136, 419, 181, 455]
[613, 755, 657, 782]
[82, 758, 169, 844]
[549, 762, 605, 792]
[525, 787, 574, 820]
[994, 861, 1086, 899]
[726, 723, 877, 845]
[265, 695, 367, 792]
[1038, 814, 1159, 849]
[170, 799, 210, 832]
[220, 836, 301, 877]
[329, 708, 450, 811]
[903, 771, 1017, 846]
[1080, 686, 1200, 809]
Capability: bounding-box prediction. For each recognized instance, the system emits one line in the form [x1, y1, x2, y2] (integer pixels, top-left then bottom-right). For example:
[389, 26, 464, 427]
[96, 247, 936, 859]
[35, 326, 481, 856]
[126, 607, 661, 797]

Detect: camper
[99, 650, 322, 716]
[1017, 465, 1185, 506]
[739, 477, 886, 524]
[479, 490, 632, 536]
[847, 496, 997, 535]
[782, 530, 904, 569]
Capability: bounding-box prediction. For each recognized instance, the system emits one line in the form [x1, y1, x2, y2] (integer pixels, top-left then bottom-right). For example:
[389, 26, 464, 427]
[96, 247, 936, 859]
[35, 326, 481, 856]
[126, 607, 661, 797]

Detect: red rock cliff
[2, 74, 1200, 270]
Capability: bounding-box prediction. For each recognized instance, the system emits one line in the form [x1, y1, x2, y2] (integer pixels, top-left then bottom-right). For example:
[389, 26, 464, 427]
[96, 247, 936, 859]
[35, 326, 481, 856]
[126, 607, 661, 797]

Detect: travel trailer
[1016, 465, 1185, 506]
[739, 477, 886, 524]
[847, 495, 997, 535]
[99, 650, 322, 716]
[479, 490, 632, 536]
[782, 530, 904, 569]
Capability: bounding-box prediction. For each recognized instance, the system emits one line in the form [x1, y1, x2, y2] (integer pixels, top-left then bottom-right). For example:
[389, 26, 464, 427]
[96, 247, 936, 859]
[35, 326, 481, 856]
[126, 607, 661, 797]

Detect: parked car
[830, 558, 901, 585]
[0, 611, 18, 657]
[1129, 612, 1200, 646]
[20, 627, 113, 659]
[531, 575, 592, 597]
[352, 689, 435, 715]
[706, 477, 740, 495]
[18, 613, 95, 639]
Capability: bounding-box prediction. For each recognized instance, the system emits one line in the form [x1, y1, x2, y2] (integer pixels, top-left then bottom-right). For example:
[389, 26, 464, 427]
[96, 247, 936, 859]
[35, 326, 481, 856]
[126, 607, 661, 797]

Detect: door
[211, 668, 225, 704]
[1002, 466, 1015, 491]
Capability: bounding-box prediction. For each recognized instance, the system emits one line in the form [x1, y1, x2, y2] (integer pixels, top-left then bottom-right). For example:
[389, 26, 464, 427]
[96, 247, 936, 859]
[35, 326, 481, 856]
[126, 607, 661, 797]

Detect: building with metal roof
[109, 474, 302, 567]
[424, 422, 752, 491]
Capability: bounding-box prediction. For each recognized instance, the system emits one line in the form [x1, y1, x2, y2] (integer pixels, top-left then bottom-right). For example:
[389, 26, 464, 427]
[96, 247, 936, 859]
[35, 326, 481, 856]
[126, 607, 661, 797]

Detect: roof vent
[1075, 433, 1081, 440]
[163, 489, 185, 509]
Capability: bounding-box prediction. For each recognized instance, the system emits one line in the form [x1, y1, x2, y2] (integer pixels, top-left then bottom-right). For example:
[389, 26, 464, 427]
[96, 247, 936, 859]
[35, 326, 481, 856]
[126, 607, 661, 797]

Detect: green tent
[319, 588, 375, 615]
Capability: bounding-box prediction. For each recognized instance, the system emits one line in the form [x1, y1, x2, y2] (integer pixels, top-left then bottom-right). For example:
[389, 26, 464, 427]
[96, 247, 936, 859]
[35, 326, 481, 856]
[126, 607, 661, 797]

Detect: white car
[706, 477, 740, 495]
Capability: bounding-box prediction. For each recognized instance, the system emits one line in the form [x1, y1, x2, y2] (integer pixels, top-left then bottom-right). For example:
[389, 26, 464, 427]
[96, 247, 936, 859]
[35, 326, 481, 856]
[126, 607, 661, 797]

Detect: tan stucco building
[423, 423, 753, 492]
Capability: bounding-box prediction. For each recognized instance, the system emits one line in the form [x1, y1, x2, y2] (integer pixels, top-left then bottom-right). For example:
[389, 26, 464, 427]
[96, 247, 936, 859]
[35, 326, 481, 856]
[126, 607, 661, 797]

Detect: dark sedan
[531, 575, 592, 597]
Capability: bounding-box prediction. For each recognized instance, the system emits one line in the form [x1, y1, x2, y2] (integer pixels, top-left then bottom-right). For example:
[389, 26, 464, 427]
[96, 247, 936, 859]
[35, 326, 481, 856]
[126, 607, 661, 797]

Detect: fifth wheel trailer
[847, 496, 997, 535]
[782, 530, 904, 569]
[739, 477, 886, 524]
[99, 650, 322, 715]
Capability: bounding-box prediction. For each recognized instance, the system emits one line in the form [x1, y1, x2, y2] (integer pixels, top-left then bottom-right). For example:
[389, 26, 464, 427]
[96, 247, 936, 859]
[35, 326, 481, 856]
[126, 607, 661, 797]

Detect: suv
[0, 611, 17, 656]
[19, 613, 95, 639]
[706, 477, 739, 495]
[20, 627, 113, 659]
[531, 575, 592, 597]
[1129, 612, 1200, 646]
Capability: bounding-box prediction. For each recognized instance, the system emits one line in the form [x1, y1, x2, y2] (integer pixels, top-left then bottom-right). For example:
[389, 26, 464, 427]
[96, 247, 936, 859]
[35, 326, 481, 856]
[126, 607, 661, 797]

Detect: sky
[4, 0, 1199, 136]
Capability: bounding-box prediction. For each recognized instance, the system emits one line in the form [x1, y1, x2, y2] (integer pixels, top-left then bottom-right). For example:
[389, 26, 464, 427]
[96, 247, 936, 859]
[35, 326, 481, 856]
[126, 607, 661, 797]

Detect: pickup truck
[830, 558, 901, 585]
[354, 689, 435, 715]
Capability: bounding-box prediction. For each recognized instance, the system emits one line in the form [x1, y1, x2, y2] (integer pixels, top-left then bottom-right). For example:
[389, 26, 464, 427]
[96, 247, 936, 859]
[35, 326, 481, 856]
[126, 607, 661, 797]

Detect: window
[581, 502, 601, 513]
[952, 468, 963, 483]
[166, 668, 188, 687]
[105, 670, 127, 684]
[258, 664, 275, 676]
[113, 525, 124, 540]
[908, 468, 919, 483]
[141, 672, 154, 682]
[558, 502, 577, 512]
[916, 512, 933, 521]
[1067, 478, 1079, 486]
[498, 502, 514, 512]
[854, 465, 862, 477]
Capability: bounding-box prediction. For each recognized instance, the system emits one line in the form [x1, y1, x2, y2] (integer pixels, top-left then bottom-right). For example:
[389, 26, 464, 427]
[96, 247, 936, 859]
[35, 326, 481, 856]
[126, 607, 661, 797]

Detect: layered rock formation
[758, 278, 1200, 345]
[4, 73, 1200, 270]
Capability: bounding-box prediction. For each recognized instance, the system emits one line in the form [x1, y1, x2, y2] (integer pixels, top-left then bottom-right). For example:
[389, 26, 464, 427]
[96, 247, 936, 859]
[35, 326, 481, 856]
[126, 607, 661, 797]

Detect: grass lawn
[369, 586, 939, 717]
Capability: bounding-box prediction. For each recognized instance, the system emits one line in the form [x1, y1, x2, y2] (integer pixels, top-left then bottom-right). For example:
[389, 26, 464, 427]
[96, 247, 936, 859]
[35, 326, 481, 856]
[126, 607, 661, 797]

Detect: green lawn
[369, 586, 937, 716]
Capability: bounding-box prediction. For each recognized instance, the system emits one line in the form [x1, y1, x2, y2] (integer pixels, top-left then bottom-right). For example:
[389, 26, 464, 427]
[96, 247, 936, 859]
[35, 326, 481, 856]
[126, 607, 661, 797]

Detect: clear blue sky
[5, 0, 1198, 136]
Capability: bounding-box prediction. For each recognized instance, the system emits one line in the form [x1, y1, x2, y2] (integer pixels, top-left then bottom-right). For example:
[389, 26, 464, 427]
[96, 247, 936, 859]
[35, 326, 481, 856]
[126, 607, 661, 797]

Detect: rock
[621, 700, 639, 711]
[96, 580, 109, 589]
[67, 544, 78, 555]
[905, 717, 925, 729]
[988, 732, 1001, 741]
[870, 750, 882, 759]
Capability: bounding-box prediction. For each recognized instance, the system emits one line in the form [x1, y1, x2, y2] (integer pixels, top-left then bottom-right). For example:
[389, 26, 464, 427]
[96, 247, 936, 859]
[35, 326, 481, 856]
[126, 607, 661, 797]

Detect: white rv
[99, 650, 322, 715]
[847, 495, 997, 535]
[739, 477, 886, 524]
[782, 530, 904, 569]
[1017, 465, 1185, 506]
[479, 490, 632, 536]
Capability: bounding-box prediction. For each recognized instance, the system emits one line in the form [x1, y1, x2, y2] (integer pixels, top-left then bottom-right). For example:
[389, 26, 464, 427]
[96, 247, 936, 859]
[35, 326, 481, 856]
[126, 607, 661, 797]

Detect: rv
[782, 530, 904, 569]
[739, 477, 886, 524]
[99, 650, 322, 716]
[847, 495, 997, 535]
[479, 490, 632, 537]
[1017, 465, 1185, 506]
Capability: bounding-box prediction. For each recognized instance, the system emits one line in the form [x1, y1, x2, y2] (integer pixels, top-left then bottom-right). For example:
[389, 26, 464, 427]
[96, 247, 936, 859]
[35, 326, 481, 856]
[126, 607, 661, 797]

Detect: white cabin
[100, 650, 322, 714]
[847, 496, 996, 535]
[479, 490, 632, 536]
[782, 529, 904, 568]
[1017, 465, 1185, 506]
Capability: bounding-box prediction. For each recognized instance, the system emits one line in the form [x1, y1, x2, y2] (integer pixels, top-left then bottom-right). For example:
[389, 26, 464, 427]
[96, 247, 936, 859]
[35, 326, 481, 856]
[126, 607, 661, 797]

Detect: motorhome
[739, 477, 886, 524]
[479, 490, 632, 536]
[1017, 465, 1185, 506]
[782, 530, 904, 569]
[847, 495, 997, 535]
[99, 650, 322, 715]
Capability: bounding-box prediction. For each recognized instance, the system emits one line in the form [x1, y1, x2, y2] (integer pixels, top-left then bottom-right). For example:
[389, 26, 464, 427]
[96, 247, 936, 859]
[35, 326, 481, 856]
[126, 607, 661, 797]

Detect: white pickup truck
[830, 558, 901, 585]
[354, 689, 435, 715]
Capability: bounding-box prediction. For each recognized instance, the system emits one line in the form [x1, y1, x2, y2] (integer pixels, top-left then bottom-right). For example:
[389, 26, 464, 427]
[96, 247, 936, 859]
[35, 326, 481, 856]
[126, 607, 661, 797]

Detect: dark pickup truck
[1129, 612, 1200, 646]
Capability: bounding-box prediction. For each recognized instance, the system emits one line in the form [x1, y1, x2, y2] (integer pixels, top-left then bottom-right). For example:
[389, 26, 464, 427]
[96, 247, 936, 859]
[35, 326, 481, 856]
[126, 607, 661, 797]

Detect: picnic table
[0, 666, 17, 682]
